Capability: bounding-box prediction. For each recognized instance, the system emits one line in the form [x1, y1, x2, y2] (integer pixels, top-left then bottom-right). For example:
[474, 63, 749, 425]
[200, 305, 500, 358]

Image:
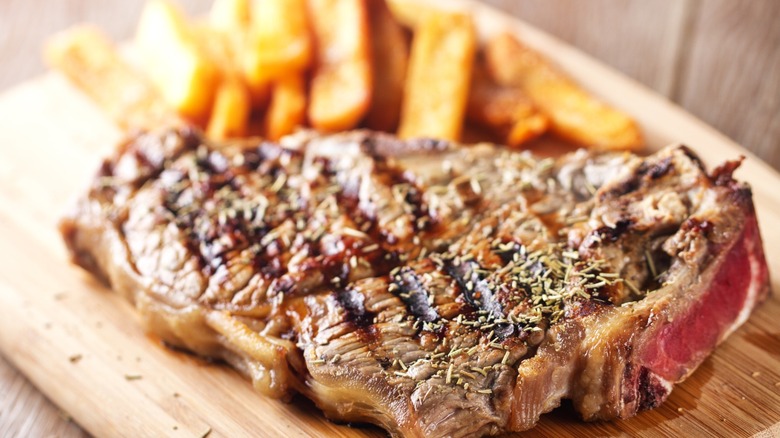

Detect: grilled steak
[60, 127, 770, 437]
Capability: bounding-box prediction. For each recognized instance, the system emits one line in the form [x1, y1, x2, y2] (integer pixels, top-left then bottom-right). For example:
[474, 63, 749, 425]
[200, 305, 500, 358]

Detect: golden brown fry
[202, 14, 267, 109]
[192, 23, 255, 140]
[188, 25, 237, 139]
[242, 0, 312, 88]
[364, 0, 409, 132]
[483, 33, 548, 88]
[307, 0, 373, 132]
[385, 0, 444, 29]
[485, 33, 642, 150]
[528, 80, 641, 150]
[191, 23, 241, 76]
[135, 0, 219, 125]
[207, 78, 251, 140]
[468, 63, 525, 127]
[247, 82, 272, 110]
[44, 26, 175, 130]
[398, 12, 476, 141]
[210, 0, 250, 31]
[265, 75, 307, 140]
[467, 61, 548, 147]
[205, 0, 269, 123]
[506, 109, 549, 147]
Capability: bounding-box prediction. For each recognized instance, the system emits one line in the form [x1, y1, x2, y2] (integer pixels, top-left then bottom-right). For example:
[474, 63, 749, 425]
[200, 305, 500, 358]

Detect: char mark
[445, 259, 504, 318]
[710, 157, 744, 187]
[392, 267, 439, 322]
[163, 141, 295, 278]
[646, 157, 674, 180]
[494, 241, 522, 265]
[102, 126, 202, 190]
[677, 145, 706, 172]
[595, 219, 633, 243]
[600, 156, 674, 201]
[374, 159, 432, 232]
[336, 288, 376, 328]
[601, 175, 641, 201]
[637, 366, 669, 411]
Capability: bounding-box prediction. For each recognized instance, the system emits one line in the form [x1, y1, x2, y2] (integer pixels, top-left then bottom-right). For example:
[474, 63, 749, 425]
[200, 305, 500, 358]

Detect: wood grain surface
[0, 1, 779, 437]
[674, 0, 780, 176]
[0, 355, 87, 438]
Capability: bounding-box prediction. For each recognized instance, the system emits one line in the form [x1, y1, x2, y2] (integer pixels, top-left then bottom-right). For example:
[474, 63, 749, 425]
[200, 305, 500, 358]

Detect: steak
[60, 127, 770, 437]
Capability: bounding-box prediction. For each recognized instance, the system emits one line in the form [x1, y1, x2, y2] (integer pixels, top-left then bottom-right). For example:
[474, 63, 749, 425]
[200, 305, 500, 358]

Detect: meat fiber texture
[60, 127, 770, 437]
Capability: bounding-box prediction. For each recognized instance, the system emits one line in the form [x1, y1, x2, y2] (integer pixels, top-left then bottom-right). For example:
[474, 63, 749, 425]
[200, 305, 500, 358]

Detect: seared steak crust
[61, 128, 770, 437]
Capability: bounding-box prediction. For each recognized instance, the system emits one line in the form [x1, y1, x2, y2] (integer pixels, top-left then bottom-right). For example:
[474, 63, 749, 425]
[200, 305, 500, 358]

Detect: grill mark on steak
[444, 258, 503, 319]
[598, 155, 676, 202]
[391, 267, 440, 323]
[593, 219, 633, 243]
[151, 135, 424, 306]
[61, 128, 771, 438]
[115, 126, 202, 188]
[677, 145, 707, 172]
[335, 287, 375, 328]
[646, 156, 674, 180]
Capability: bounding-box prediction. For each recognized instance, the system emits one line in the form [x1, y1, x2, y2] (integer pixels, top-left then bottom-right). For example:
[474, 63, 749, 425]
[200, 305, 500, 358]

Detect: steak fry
[61, 129, 769, 436]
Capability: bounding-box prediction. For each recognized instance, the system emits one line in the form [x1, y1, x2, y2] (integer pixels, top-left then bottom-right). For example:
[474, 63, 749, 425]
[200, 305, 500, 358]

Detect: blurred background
[0, 0, 778, 436]
[1, 0, 777, 170]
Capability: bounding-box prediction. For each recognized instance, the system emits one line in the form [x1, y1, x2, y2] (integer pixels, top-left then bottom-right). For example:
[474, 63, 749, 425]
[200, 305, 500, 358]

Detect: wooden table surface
[1, 1, 778, 436]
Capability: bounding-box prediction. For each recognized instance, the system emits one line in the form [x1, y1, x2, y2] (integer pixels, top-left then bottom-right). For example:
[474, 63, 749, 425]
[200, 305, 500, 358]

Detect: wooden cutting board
[0, 1, 778, 436]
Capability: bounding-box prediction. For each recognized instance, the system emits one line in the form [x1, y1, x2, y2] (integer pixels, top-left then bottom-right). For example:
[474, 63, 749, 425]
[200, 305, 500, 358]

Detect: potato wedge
[468, 62, 526, 128]
[206, 0, 250, 75]
[192, 22, 255, 141]
[242, 0, 312, 88]
[45, 26, 175, 130]
[467, 60, 548, 147]
[207, 78, 251, 140]
[483, 33, 549, 88]
[135, 0, 218, 125]
[506, 109, 549, 147]
[307, 0, 372, 132]
[386, 0, 448, 29]
[364, 0, 408, 132]
[265, 75, 307, 140]
[210, 0, 250, 31]
[191, 23, 240, 75]
[527, 79, 641, 150]
[485, 33, 642, 150]
[398, 12, 476, 141]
